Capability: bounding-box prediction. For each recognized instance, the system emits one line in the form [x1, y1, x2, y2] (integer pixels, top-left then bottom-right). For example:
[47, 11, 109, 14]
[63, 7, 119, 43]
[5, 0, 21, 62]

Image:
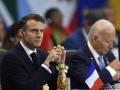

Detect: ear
[92, 34, 98, 44]
[19, 29, 24, 38]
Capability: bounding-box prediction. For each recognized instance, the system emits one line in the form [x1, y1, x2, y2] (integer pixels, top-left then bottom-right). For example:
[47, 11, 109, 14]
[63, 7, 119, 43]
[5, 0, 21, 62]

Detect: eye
[106, 40, 113, 44]
[30, 29, 44, 33]
[39, 29, 44, 33]
[31, 29, 38, 32]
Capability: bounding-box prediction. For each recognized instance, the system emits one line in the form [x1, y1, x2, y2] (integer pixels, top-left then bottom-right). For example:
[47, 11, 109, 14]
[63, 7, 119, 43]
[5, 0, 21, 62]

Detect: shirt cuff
[106, 66, 116, 77]
[41, 64, 52, 73]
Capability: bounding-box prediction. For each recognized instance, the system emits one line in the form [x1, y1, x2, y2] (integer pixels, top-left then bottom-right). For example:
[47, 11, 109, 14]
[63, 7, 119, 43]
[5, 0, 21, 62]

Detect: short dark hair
[45, 8, 60, 19]
[19, 14, 45, 29]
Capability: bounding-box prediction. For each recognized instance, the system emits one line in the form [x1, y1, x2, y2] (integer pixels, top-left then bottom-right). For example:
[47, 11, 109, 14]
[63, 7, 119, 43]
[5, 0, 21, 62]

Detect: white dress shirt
[20, 41, 52, 73]
[87, 41, 116, 77]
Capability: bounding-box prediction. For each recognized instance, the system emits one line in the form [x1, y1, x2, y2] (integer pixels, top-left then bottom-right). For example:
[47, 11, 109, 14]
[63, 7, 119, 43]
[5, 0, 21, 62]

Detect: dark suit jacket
[0, 49, 7, 84]
[69, 44, 116, 89]
[1, 43, 58, 90]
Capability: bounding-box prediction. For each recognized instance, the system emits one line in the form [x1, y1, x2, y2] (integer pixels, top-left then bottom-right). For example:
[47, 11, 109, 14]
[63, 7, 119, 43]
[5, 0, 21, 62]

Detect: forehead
[100, 29, 116, 40]
[51, 11, 62, 18]
[26, 19, 44, 29]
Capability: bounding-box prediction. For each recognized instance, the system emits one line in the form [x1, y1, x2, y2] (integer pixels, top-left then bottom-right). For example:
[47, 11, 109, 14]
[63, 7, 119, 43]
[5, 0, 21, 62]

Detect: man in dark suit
[1, 14, 65, 90]
[69, 19, 120, 89]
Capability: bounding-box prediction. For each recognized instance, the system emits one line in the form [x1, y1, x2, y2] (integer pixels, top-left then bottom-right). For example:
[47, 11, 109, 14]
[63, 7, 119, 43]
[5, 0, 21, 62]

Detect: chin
[103, 51, 108, 55]
[34, 44, 40, 48]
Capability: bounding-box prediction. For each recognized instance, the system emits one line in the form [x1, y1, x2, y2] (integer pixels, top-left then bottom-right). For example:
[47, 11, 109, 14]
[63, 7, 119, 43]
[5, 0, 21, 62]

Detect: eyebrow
[30, 28, 44, 31]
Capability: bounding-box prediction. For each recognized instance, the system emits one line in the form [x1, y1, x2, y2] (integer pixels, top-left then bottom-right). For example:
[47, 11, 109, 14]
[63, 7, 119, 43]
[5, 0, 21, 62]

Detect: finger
[56, 48, 62, 53]
[61, 46, 65, 50]
[53, 46, 57, 49]
[56, 51, 62, 56]
[47, 51, 50, 53]
[57, 45, 61, 47]
[57, 45, 65, 50]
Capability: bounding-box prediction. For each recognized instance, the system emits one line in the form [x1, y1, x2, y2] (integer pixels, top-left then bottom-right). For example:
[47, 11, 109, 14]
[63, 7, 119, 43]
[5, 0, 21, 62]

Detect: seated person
[40, 8, 71, 51]
[69, 19, 120, 89]
[1, 14, 66, 90]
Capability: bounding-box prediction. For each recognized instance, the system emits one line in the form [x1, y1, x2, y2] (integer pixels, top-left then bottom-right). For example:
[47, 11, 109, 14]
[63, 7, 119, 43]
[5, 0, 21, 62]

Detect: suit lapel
[36, 49, 45, 65]
[81, 44, 102, 71]
[15, 43, 36, 75]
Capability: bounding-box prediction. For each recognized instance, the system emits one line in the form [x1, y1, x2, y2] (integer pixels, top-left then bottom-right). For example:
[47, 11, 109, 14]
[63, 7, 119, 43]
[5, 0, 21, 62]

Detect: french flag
[85, 63, 103, 90]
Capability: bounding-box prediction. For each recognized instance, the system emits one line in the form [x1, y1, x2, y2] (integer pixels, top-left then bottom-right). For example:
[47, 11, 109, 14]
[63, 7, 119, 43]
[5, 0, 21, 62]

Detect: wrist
[44, 60, 50, 67]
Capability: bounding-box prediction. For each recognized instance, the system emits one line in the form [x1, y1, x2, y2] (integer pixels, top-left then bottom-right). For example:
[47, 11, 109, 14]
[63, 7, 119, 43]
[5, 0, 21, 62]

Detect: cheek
[96, 42, 105, 52]
[23, 33, 33, 42]
[25, 32, 34, 39]
[24, 36, 32, 43]
[100, 43, 108, 53]
[41, 33, 44, 38]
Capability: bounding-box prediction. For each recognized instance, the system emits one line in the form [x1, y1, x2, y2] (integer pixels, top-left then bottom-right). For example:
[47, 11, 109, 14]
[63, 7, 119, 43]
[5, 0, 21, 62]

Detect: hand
[58, 49, 66, 64]
[109, 60, 120, 71]
[44, 45, 63, 65]
[113, 71, 120, 81]
[54, 45, 66, 64]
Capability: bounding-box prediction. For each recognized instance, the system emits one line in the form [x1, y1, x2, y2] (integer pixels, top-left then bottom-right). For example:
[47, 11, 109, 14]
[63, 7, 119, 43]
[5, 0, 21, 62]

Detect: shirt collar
[20, 41, 37, 56]
[87, 41, 100, 64]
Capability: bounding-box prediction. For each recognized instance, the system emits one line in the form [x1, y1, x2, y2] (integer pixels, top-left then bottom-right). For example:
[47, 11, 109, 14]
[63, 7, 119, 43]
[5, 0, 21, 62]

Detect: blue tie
[98, 56, 105, 70]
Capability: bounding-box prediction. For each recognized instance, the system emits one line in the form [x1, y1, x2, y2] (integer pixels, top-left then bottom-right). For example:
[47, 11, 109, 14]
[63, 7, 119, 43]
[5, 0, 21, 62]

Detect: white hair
[88, 19, 115, 40]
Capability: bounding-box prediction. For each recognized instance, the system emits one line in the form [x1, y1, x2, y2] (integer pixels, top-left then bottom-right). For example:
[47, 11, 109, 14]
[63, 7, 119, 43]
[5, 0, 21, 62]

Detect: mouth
[35, 39, 41, 43]
[103, 49, 109, 54]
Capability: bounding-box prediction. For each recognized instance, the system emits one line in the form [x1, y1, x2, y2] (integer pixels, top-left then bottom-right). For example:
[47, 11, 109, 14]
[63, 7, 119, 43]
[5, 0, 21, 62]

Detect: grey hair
[88, 19, 115, 41]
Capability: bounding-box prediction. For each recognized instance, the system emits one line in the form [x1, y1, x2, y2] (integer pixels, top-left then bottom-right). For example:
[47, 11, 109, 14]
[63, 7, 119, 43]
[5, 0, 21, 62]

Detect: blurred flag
[76, 0, 108, 27]
[0, 0, 14, 27]
[17, 0, 76, 27]
[85, 63, 103, 90]
[1, 0, 76, 28]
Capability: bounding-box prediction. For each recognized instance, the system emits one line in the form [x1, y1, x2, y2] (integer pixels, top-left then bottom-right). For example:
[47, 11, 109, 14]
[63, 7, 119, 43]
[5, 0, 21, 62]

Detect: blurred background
[0, 1, 120, 89]
[0, 0, 120, 58]
[0, 0, 120, 29]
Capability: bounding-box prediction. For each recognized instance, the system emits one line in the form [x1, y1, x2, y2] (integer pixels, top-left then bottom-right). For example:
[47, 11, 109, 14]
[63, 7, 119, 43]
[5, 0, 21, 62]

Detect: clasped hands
[109, 60, 120, 81]
[44, 45, 66, 67]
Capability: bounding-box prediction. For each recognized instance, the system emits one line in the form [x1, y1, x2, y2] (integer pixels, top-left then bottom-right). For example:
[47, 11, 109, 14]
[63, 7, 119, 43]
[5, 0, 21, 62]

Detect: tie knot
[30, 52, 40, 70]
[30, 53, 38, 61]
[30, 52, 38, 58]
[98, 56, 103, 61]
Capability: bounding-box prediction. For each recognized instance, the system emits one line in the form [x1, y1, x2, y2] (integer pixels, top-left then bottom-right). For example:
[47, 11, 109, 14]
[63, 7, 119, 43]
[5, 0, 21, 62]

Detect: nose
[37, 30, 43, 38]
[109, 42, 113, 49]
